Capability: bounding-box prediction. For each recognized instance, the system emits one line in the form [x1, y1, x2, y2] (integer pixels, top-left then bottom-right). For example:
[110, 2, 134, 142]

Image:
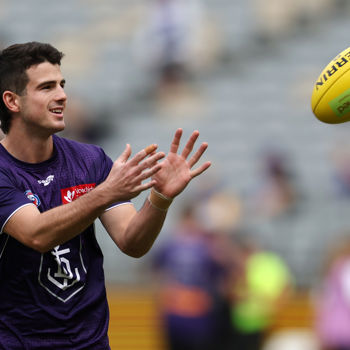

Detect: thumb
[118, 144, 132, 163]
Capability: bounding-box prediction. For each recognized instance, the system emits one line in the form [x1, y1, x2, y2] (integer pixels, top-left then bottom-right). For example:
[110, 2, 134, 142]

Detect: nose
[55, 85, 67, 102]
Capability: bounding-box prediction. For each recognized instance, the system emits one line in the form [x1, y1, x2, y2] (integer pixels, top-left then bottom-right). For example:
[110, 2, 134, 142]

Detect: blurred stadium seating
[2, 0, 350, 287]
[2, 1, 350, 347]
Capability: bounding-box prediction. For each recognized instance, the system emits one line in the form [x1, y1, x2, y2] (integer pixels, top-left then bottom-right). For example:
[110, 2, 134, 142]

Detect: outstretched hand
[105, 143, 165, 202]
[152, 129, 211, 198]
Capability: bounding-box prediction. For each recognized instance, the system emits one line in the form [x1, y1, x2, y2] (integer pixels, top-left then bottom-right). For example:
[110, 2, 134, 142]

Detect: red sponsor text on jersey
[61, 183, 96, 204]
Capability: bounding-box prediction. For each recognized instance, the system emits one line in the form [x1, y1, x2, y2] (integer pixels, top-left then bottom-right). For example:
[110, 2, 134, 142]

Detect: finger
[130, 144, 158, 165]
[181, 130, 199, 159]
[135, 163, 162, 183]
[147, 151, 165, 165]
[188, 142, 208, 168]
[138, 152, 165, 172]
[144, 144, 158, 155]
[170, 128, 183, 154]
[133, 179, 157, 194]
[118, 144, 132, 163]
[190, 161, 211, 179]
[128, 151, 164, 180]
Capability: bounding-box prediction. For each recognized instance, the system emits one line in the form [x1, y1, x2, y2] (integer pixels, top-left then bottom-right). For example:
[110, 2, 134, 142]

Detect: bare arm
[100, 201, 167, 258]
[3, 144, 165, 253]
[101, 129, 211, 258]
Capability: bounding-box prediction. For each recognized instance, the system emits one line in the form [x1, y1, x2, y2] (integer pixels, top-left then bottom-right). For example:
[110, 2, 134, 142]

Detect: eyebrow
[36, 79, 66, 89]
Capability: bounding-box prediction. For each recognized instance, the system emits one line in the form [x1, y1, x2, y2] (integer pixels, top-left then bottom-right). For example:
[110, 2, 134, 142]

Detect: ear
[2, 91, 20, 113]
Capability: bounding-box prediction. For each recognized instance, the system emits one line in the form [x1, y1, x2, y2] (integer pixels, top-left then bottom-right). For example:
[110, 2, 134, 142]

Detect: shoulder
[0, 146, 22, 181]
[54, 135, 106, 159]
[0, 166, 13, 183]
[54, 135, 102, 152]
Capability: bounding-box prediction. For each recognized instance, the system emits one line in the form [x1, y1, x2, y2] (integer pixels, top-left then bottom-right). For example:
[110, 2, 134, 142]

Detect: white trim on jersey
[103, 201, 134, 212]
[0, 203, 35, 234]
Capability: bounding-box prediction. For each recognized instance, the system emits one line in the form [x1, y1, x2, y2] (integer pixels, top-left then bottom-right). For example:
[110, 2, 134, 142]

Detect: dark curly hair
[0, 42, 64, 133]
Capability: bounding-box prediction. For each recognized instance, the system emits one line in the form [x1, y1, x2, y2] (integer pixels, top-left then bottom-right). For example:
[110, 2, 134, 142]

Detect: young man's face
[16, 61, 67, 136]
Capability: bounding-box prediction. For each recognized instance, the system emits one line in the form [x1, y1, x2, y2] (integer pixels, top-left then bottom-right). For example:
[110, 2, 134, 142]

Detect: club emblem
[24, 190, 41, 207]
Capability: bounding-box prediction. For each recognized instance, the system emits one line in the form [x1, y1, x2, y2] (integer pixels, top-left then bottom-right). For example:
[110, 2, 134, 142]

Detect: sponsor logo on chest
[38, 175, 55, 186]
[60, 183, 96, 204]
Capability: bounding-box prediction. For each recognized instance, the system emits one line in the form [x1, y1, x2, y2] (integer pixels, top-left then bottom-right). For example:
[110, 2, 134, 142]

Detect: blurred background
[2, 0, 350, 349]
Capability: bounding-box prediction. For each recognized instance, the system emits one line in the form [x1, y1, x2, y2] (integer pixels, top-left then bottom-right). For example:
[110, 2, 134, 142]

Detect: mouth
[49, 107, 64, 118]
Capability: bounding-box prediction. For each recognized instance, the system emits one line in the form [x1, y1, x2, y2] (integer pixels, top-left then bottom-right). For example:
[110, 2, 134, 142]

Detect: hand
[104, 144, 165, 202]
[152, 129, 211, 198]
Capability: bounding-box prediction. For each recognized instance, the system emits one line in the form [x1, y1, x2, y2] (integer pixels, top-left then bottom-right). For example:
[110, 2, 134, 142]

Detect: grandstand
[2, 1, 350, 347]
[1, 0, 350, 287]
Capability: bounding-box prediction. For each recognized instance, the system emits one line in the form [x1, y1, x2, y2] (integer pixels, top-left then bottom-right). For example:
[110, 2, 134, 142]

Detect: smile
[50, 108, 63, 114]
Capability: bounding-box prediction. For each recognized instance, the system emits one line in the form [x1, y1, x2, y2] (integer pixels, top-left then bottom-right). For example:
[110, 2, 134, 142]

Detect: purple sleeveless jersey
[0, 135, 125, 349]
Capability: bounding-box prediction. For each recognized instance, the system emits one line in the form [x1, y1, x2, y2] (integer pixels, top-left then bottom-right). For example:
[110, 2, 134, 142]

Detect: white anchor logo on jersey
[38, 239, 87, 303]
[47, 246, 80, 290]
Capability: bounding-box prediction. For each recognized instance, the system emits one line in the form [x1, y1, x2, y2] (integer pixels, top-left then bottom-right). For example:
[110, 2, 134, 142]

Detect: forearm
[4, 143, 166, 253]
[122, 198, 168, 257]
[5, 184, 113, 253]
[103, 196, 169, 258]
[39, 187, 110, 248]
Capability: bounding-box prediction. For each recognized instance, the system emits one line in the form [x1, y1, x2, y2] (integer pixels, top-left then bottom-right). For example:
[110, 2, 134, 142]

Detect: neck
[1, 132, 54, 163]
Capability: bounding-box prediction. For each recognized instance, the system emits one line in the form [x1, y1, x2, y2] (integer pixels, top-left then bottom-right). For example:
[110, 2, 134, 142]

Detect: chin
[56, 121, 65, 131]
[50, 123, 65, 134]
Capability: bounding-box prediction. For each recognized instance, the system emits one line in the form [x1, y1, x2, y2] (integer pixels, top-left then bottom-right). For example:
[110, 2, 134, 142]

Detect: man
[152, 203, 232, 350]
[0, 42, 211, 349]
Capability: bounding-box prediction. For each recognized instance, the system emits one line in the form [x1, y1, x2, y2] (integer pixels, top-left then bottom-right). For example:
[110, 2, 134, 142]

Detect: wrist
[148, 188, 173, 211]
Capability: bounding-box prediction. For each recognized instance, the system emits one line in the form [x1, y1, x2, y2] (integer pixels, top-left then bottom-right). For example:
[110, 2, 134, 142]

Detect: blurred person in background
[314, 235, 350, 350]
[329, 139, 350, 198]
[132, 0, 221, 117]
[230, 236, 294, 350]
[152, 197, 239, 350]
[250, 148, 300, 219]
[0, 41, 210, 349]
